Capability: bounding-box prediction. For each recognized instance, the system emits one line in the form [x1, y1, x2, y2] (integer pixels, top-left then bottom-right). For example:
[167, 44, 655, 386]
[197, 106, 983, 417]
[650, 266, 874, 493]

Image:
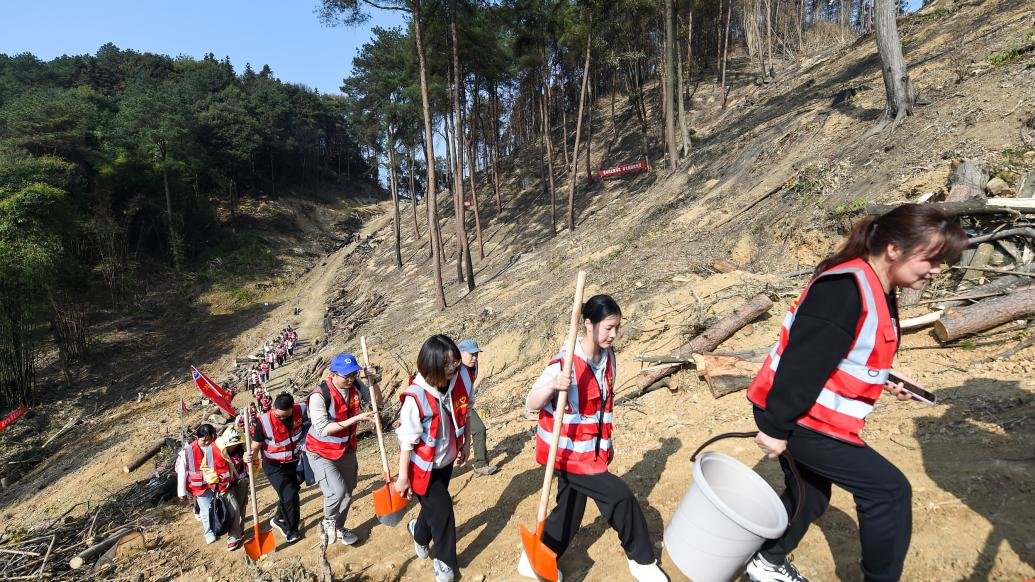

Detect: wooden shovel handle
[535, 271, 587, 523]
[361, 337, 393, 479]
[242, 406, 263, 533]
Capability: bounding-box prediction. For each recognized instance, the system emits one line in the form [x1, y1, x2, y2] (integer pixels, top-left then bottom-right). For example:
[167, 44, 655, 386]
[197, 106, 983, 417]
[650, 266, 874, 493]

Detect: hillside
[1, 1, 1034, 581]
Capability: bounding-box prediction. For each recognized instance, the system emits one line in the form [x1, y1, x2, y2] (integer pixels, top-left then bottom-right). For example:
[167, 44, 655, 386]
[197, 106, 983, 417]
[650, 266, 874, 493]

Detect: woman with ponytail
[745, 204, 968, 582]
[520, 294, 669, 582]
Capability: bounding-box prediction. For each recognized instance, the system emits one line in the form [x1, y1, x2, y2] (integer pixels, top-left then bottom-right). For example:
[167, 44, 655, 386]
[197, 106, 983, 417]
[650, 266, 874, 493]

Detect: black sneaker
[270, 517, 288, 539]
[745, 553, 811, 582]
[285, 530, 301, 544]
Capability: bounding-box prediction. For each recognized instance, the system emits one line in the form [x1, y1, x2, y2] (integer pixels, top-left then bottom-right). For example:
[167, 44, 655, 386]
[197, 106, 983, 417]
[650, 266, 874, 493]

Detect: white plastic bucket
[663, 451, 789, 582]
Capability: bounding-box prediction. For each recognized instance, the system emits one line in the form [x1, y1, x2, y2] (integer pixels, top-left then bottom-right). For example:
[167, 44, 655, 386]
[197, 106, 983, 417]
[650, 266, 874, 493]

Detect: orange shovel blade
[519, 522, 559, 582]
[244, 525, 275, 561]
[373, 481, 409, 526]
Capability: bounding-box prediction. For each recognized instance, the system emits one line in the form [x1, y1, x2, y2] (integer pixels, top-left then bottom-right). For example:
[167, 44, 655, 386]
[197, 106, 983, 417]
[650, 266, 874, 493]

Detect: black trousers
[263, 459, 301, 534]
[542, 470, 655, 565]
[413, 464, 458, 569]
[756, 412, 912, 582]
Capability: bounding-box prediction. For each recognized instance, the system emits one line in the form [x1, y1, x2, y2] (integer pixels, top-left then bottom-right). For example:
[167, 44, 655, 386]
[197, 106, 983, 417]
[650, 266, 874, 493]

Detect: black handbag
[208, 492, 231, 536]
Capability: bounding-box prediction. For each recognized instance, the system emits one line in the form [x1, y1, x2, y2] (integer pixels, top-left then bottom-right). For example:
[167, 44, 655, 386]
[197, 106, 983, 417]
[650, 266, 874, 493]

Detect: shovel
[242, 409, 275, 561]
[519, 270, 586, 582]
[361, 336, 409, 527]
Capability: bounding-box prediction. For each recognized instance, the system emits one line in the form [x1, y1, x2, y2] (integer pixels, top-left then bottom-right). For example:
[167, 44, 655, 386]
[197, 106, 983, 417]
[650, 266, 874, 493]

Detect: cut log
[692, 354, 764, 398]
[934, 287, 1035, 341]
[865, 198, 1033, 217]
[963, 243, 996, 283]
[967, 227, 1035, 246]
[69, 527, 135, 570]
[899, 283, 927, 307]
[945, 159, 988, 201]
[92, 530, 145, 575]
[635, 294, 773, 392]
[123, 439, 169, 473]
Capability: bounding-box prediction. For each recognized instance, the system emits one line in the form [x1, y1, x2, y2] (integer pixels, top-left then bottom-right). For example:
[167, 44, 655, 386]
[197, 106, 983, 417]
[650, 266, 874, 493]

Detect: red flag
[180, 398, 189, 415]
[0, 405, 28, 432]
[191, 366, 236, 417]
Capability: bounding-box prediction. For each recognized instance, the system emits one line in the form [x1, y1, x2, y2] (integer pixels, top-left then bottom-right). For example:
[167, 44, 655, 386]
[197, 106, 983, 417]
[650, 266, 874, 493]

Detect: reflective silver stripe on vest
[815, 388, 874, 419]
[412, 453, 435, 472]
[307, 388, 350, 445]
[260, 404, 307, 461]
[537, 425, 612, 453]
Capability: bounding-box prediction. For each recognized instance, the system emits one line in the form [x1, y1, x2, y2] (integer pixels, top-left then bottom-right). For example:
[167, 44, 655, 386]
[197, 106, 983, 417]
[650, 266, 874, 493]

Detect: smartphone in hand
[888, 373, 937, 405]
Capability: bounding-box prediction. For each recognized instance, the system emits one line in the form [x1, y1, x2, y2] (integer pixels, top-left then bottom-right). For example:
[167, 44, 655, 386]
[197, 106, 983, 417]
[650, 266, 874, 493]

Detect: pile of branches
[868, 159, 1035, 358]
[0, 463, 173, 579]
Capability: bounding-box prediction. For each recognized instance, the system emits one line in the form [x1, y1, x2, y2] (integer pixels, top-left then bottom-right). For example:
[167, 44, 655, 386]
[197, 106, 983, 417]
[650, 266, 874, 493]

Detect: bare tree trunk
[866, 0, 916, 136]
[566, 21, 592, 233]
[387, 139, 403, 268]
[677, 14, 691, 158]
[764, 0, 775, 77]
[664, 0, 678, 170]
[408, 147, 420, 239]
[490, 83, 502, 213]
[584, 70, 594, 182]
[413, 0, 446, 310]
[466, 79, 485, 260]
[720, 0, 733, 109]
[542, 70, 558, 236]
[160, 159, 180, 272]
[561, 87, 570, 168]
[451, 12, 474, 291]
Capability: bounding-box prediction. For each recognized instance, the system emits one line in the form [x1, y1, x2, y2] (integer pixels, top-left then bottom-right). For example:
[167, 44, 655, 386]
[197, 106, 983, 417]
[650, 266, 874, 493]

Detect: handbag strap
[689, 431, 805, 524]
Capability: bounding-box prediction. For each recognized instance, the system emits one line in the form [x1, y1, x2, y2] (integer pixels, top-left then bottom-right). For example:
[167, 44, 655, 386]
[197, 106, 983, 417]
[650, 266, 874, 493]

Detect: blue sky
[0, 0, 406, 95]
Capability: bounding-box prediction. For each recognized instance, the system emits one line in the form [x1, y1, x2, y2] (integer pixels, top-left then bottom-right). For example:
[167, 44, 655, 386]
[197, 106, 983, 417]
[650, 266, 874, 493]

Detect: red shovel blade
[520, 521, 559, 582]
[244, 524, 275, 561]
[373, 480, 409, 527]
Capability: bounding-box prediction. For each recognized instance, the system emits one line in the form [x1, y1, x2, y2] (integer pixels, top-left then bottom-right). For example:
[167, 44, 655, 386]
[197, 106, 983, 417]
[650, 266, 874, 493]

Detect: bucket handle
[689, 431, 804, 524]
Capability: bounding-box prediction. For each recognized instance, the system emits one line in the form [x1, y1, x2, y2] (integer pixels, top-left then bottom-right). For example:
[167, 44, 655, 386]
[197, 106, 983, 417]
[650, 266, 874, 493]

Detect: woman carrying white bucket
[746, 204, 967, 582]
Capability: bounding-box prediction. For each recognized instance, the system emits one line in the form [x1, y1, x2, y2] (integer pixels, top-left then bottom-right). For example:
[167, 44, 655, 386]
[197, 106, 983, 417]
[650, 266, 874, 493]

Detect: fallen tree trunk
[941, 264, 1035, 307]
[635, 294, 773, 392]
[865, 198, 1033, 217]
[123, 439, 169, 473]
[934, 286, 1035, 341]
[69, 527, 136, 570]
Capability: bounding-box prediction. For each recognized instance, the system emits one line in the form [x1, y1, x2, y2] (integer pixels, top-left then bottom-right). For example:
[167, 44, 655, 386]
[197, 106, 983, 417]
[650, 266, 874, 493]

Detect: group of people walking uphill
[179, 204, 967, 582]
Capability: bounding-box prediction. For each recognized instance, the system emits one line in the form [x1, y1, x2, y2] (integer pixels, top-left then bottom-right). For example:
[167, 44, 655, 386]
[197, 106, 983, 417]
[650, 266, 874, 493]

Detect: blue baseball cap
[457, 339, 481, 353]
[329, 353, 362, 376]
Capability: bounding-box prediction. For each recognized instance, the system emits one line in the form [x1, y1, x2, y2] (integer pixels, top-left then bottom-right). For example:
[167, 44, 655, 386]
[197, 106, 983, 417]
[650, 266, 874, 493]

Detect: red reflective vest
[256, 403, 308, 462]
[305, 379, 363, 460]
[400, 368, 472, 495]
[184, 439, 233, 496]
[747, 258, 899, 445]
[535, 348, 616, 475]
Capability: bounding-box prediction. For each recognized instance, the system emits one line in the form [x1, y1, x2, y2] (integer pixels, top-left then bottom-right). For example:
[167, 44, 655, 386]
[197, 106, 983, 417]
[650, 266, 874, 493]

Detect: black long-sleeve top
[754, 274, 897, 441]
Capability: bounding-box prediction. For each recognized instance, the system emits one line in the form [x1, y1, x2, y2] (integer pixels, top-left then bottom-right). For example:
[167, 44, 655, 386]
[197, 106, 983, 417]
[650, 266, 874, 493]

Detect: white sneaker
[628, 558, 669, 582]
[433, 558, 454, 582]
[408, 519, 430, 559]
[204, 532, 216, 544]
[322, 518, 337, 544]
[518, 549, 563, 581]
[745, 553, 812, 582]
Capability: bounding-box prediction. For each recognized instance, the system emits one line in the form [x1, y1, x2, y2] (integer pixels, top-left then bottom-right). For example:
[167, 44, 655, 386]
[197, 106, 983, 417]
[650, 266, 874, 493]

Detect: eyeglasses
[445, 359, 461, 372]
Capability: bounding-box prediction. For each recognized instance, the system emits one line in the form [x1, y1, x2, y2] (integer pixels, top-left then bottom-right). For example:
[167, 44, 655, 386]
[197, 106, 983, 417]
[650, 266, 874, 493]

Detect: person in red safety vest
[245, 392, 309, 544]
[521, 294, 668, 582]
[395, 335, 472, 582]
[178, 423, 233, 545]
[745, 204, 968, 582]
[305, 352, 379, 545]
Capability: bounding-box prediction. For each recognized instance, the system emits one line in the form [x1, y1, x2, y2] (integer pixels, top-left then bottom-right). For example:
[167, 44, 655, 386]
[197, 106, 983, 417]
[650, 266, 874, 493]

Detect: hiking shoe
[408, 519, 430, 559]
[745, 553, 812, 582]
[204, 532, 216, 544]
[226, 536, 241, 551]
[321, 518, 336, 544]
[432, 559, 455, 582]
[472, 463, 499, 476]
[270, 516, 288, 539]
[518, 550, 563, 581]
[628, 558, 669, 582]
[285, 530, 301, 544]
[337, 527, 359, 545]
